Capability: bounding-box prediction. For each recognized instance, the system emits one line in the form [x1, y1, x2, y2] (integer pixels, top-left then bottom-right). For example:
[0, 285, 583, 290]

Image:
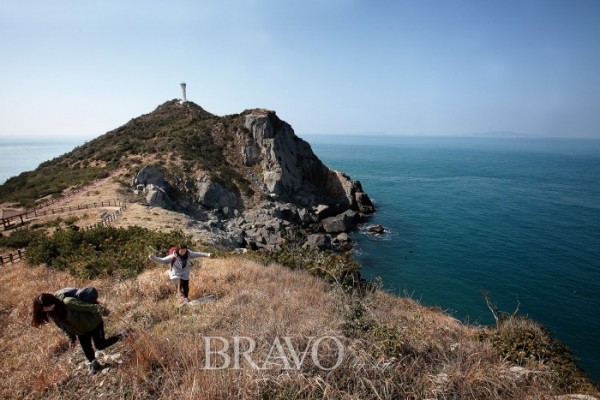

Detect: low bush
[25, 226, 189, 279]
[483, 315, 596, 392]
[0, 229, 45, 249]
[254, 234, 363, 290]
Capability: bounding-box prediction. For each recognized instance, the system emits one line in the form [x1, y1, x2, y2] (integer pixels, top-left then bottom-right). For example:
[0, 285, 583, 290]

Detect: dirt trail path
[1, 172, 212, 245]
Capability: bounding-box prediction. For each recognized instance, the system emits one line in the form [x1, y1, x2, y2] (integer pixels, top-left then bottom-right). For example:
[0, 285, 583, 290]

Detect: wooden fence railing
[79, 203, 127, 231]
[25, 199, 124, 219]
[0, 203, 128, 265]
[1, 199, 125, 232]
[0, 249, 24, 266]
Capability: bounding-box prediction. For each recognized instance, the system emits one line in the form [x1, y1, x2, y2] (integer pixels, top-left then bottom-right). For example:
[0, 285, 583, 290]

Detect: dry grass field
[2, 254, 599, 399]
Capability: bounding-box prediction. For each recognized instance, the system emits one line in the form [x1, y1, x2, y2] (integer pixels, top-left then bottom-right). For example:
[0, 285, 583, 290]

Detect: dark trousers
[172, 278, 190, 298]
[179, 279, 190, 298]
[78, 321, 120, 362]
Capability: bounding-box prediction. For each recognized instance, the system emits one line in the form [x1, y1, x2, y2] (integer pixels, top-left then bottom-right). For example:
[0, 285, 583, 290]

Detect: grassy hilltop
[0, 101, 598, 399]
[0, 100, 252, 207]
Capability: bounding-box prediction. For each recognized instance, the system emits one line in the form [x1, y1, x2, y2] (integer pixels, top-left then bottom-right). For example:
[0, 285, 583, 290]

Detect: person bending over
[31, 292, 125, 374]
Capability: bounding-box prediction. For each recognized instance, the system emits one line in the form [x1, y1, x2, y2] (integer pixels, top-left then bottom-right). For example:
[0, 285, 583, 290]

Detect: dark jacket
[50, 292, 108, 336]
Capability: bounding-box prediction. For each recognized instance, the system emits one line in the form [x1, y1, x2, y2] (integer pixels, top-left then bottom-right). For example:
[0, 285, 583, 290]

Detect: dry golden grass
[1, 255, 599, 399]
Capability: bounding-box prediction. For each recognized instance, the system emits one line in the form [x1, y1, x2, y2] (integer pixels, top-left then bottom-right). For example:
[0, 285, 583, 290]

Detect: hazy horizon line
[1, 131, 599, 141]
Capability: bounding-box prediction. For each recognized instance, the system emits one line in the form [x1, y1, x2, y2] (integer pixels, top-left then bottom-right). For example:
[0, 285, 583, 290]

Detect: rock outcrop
[321, 210, 359, 233]
[132, 166, 176, 209]
[367, 224, 385, 234]
[193, 176, 242, 217]
[242, 111, 374, 214]
[127, 101, 375, 251]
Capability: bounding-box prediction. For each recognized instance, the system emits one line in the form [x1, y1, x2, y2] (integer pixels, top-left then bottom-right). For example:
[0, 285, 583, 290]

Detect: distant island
[467, 130, 536, 138]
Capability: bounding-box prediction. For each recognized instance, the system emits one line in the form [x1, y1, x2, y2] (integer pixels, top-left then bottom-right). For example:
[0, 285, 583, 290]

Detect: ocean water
[0, 137, 87, 185]
[305, 135, 600, 383]
[1, 135, 599, 382]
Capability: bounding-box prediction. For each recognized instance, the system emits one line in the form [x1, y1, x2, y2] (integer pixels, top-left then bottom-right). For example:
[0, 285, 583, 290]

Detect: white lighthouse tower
[180, 82, 187, 103]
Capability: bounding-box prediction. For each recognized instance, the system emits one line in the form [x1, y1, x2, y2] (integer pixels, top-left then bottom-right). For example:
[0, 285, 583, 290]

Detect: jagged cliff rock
[126, 101, 375, 250]
[242, 111, 375, 214]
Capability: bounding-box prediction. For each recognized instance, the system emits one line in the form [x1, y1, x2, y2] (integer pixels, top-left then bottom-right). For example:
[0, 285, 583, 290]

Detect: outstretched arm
[188, 251, 212, 259]
[148, 254, 176, 265]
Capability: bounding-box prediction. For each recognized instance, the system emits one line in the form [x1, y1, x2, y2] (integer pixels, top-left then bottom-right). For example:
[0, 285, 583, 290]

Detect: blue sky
[1, 0, 599, 138]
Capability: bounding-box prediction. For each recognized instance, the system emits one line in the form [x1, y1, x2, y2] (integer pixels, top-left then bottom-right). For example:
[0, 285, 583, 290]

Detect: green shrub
[253, 233, 363, 290]
[46, 217, 64, 228]
[340, 292, 375, 336]
[369, 323, 407, 358]
[64, 216, 79, 226]
[483, 316, 594, 392]
[0, 229, 45, 249]
[25, 226, 188, 278]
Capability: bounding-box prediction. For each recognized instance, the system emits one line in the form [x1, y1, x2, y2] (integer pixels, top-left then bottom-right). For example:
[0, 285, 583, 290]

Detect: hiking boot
[88, 359, 102, 374]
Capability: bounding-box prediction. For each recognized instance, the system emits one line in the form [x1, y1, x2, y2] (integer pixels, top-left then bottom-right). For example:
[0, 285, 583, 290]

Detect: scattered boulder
[355, 190, 375, 214]
[367, 224, 385, 234]
[146, 184, 175, 208]
[303, 234, 332, 251]
[297, 207, 316, 226]
[313, 204, 332, 220]
[195, 176, 241, 216]
[500, 366, 536, 383]
[133, 165, 165, 188]
[321, 210, 359, 233]
[272, 202, 298, 222]
[336, 232, 350, 242]
[332, 232, 353, 251]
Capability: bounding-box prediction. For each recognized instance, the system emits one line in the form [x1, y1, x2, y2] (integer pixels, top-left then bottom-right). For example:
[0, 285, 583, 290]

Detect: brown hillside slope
[2, 255, 599, 399]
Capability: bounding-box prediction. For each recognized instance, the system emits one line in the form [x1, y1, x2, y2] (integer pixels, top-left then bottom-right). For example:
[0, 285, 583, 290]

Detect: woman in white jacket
[149, 244, 211, 302]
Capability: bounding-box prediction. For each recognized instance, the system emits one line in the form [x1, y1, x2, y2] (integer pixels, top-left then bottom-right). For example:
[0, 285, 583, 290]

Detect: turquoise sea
[0, 137, 88, 185]
[305, 135, 600, 384]
[1, 135, 599, 382]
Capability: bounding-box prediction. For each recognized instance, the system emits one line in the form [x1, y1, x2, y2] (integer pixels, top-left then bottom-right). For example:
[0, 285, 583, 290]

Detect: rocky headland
[125, 100, 375, 251]
[1, 99, 375, 252]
